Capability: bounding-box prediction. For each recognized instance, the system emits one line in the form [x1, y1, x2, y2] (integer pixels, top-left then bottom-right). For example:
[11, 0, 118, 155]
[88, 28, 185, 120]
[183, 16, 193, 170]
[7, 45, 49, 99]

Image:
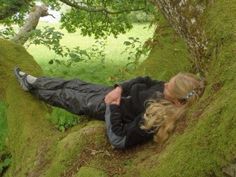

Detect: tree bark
[152, 0, 209, 72]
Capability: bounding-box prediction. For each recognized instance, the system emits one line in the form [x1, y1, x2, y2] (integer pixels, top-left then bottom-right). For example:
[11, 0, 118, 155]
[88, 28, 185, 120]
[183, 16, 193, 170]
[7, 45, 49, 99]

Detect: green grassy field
[27, 23, 155, 85]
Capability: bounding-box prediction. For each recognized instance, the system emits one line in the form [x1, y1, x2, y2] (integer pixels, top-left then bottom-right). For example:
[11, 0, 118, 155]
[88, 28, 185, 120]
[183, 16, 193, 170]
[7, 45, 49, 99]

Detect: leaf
[48, 59, 54, 64]
[55, 59, 61, 64]
[124, 41, 131, 45]
[128, 37, 134, 40]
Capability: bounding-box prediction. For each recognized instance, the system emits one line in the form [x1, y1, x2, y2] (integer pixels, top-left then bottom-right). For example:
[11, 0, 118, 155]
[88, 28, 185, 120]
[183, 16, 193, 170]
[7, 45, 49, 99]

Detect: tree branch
[59, 0, 147, 14]
[11, 4, 49, 45]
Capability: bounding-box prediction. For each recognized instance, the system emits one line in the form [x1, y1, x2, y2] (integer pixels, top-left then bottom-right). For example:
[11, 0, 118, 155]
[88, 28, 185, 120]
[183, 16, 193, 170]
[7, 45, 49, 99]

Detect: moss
[0, 101, 10, 175]
[136, 16, 191, 81]
[138, 88, 236, 177]
[73, 166, 107, 177]
[0, 39, 61, 177]
[44, 121, 106, 177]
[0, 101, 7, 150]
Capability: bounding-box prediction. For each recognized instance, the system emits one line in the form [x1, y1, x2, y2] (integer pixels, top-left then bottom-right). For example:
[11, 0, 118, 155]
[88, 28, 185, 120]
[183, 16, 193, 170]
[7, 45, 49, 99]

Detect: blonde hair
[169, 73, 205, 106]
[141, 73, 205, 144]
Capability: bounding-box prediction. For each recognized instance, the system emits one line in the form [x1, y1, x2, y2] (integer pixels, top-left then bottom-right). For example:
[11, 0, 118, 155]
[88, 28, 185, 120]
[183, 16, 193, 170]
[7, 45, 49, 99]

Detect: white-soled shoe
[13, 67, 32, 91]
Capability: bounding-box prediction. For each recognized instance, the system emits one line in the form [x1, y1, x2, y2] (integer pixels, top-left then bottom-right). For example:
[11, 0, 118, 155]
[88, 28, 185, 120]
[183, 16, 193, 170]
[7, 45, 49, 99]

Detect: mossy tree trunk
[0, 39, 60, 177]
[155, 0, 210, 72]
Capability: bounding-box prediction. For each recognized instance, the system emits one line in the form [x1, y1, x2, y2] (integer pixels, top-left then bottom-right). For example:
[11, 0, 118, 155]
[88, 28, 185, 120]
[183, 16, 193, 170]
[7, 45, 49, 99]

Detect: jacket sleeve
[105, 104, 127, 149]
[108, 104, 127, 137]
[114, 76, 161, 96]
[105, 104, 153, 149]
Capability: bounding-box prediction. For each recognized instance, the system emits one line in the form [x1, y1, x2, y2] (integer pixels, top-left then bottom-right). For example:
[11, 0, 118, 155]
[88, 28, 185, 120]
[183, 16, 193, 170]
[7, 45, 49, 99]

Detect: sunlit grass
[27, 23, 155, 84]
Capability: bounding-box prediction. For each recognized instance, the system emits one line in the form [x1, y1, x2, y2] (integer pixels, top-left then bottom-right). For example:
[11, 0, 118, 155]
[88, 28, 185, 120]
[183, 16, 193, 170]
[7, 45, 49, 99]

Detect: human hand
[104, 86, 122, 105]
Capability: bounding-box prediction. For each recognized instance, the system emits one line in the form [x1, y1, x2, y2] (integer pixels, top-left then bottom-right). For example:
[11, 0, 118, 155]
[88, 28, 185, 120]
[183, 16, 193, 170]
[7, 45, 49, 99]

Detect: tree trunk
[152, 0, 210, 72]
[0, 38, 59, 177]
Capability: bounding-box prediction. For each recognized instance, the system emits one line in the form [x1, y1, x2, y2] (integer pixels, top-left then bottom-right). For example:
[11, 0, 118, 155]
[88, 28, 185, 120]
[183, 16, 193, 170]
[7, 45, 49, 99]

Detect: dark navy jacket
[105, 76, 165, 148]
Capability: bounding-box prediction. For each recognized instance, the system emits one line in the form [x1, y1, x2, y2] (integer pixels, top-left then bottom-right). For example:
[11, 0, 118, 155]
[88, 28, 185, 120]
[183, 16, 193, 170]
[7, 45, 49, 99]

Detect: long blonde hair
[141, 73, 205, 144]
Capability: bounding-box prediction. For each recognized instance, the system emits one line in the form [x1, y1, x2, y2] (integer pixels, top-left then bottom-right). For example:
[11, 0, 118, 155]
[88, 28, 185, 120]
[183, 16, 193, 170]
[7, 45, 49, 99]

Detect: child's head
[164, 72, 205, 106]
[141, 73, 205, 144]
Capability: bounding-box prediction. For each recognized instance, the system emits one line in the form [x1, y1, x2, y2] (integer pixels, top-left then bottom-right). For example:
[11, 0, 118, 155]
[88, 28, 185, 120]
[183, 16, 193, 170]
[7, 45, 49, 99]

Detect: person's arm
[105, 76, 163, 104]
[105, 104, 126, 149]
[106, 104, 126, 136]
[115, 76, 161, 96]
[105, 104, 153, 149]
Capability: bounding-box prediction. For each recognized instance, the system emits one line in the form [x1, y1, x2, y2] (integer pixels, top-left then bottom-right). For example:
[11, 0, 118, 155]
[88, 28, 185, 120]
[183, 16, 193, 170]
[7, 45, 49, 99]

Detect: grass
[137, 16, 191, 80]
[27, 23, 155, 85]
[46, 107, 81, 132]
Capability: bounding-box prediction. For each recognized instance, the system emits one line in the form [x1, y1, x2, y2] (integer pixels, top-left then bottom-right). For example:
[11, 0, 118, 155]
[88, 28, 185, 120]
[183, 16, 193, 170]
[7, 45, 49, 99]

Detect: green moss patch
[44, 121, 107, 177]
[0, 39, 61, 177]
[136, 16, 191, 81]
[73, 166, 107, 177]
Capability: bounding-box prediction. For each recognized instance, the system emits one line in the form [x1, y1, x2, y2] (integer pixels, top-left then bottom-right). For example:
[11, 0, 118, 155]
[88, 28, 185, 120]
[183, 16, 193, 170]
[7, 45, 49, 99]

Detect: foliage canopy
[0, 0, 158, 38]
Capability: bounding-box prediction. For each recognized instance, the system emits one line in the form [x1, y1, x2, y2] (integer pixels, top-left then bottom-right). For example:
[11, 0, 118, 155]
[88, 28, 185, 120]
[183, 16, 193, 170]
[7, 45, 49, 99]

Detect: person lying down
[14, 67, 205, 149]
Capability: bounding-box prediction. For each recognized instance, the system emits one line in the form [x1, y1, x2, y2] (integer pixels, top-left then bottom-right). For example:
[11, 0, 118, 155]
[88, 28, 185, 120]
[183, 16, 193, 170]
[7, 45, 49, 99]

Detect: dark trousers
[30, 77, 113, 120]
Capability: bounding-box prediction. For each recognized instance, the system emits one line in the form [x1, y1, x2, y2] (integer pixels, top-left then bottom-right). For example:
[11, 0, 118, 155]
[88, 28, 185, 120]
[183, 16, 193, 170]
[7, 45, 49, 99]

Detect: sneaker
[13, 67, 32, 91]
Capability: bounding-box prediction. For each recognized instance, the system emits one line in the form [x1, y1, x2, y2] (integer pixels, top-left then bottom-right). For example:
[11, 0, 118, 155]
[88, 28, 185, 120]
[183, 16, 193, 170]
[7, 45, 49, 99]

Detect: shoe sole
[13, 67, 29, 91]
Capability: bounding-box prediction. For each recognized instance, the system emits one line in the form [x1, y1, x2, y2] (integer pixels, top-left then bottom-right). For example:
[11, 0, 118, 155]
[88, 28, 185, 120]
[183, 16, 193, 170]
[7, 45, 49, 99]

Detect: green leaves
[0, 0, 158, 71]
[60, 8, 132, 38]
[122, 36, 151, 69]
[47, 39, 107, 68]
[59, 0, 156, 38]
[47, 107, 81, 132]
[0, 26, 15, 39]
[27, 26, 64, 56]
[1, 0, 158, 39]
[0, 152, 11, 176]
[124, 41, 132, 46]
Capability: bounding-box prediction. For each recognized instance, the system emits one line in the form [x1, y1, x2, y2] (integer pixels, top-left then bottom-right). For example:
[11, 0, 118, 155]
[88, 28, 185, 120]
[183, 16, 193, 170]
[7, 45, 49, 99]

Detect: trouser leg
[30, 88, 88, 115]
[31, 77, 83, 90]
[29, 76, 112, 120]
